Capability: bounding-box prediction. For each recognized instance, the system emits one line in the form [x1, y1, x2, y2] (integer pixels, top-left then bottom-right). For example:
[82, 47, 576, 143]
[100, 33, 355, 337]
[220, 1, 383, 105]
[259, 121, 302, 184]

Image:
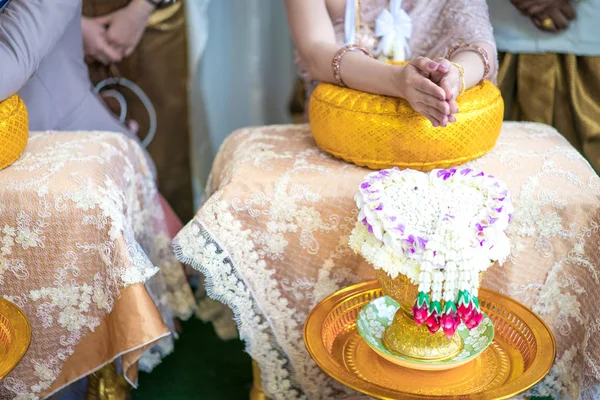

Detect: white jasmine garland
[349, 167, 513, 336]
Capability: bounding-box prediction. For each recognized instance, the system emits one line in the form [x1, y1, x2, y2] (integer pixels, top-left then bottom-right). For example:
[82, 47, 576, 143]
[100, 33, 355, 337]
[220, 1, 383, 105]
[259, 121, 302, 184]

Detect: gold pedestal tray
[304, 281, 556, 399]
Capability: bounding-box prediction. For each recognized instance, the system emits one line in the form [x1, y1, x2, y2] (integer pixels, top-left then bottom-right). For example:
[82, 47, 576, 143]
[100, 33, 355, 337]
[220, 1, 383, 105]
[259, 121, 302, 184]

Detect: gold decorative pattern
[376, 270, 463, 362]
[0, 95, 28, 171]
[0, 298, 31, 379]
[309, 79, 504, 171]
[305, 280, 556, 399]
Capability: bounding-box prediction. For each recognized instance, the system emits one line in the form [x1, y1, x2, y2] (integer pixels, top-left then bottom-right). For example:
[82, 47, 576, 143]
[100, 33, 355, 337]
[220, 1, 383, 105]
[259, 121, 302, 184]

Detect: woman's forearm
[448, 41, 496, 89]
[303, 41, 403, 98]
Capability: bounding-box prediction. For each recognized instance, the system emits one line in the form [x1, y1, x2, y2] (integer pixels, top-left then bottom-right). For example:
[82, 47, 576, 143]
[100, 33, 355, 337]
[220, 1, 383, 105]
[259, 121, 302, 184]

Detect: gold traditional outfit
[82, 0, 194, 222]
[498, 54, 600, 174]
[489, 1, 600, 174]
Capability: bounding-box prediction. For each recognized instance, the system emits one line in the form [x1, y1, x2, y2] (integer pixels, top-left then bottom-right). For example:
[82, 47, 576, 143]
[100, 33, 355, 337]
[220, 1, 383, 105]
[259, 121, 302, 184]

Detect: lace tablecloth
[0, 131, 195, 399]
[175, 122, 600, 400]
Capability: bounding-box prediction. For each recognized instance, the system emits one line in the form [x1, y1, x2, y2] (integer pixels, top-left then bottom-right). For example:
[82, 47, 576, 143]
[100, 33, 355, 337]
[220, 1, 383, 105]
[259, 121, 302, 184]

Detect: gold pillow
[0, 95, 28, 171]
[309, 80, 504, 170]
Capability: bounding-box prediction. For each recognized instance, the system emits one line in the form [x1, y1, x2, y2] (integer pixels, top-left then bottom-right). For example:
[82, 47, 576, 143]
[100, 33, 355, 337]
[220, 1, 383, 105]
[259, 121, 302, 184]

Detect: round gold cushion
[0, 95, 28, 171]
[309, 80, 504, 170]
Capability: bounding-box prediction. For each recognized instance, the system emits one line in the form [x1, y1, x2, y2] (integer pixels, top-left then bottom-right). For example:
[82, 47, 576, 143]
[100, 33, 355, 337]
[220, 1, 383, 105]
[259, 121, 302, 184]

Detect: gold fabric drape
[498, 53, 600, 173]
[83, 0, 194, 221]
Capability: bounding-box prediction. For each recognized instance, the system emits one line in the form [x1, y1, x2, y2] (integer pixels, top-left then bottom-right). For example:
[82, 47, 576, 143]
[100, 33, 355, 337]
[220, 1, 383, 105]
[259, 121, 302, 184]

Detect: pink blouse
[297, 0, 498, 98]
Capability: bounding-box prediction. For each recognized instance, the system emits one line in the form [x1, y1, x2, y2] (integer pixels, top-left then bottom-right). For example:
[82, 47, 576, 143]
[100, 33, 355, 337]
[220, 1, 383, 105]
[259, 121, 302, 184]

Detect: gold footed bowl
[376, 269, 463, 363]
[0, 94, 29, 171]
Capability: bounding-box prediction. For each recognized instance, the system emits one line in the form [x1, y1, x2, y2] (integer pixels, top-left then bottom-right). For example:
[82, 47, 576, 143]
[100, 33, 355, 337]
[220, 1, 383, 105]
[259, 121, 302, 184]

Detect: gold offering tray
[304, 281, 555, 399]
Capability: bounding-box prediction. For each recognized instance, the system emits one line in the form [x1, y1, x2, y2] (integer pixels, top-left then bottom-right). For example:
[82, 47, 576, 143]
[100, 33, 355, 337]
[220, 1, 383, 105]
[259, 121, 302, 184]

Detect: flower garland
[349, 167, 513, 337]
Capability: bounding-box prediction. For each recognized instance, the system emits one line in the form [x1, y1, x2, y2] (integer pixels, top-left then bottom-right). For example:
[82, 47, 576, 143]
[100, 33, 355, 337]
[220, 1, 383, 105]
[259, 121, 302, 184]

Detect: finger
[448, 99, 459, 115]
[533, 16, 557, 32]
[416, 91, 449, 114]
[440, 79, 454, 102]
[93, 51, 110, 65]
[418, 103, 447, 124]
[413, 75, 447, 100]
[560, 3, 576, 20]
[434, 58, 451, 74]
[410, 56, 442, 74]
[99, 41, 123, 64]
[549, 8, 569, 30]
[421, 111, 441, 127]
[124, 46, 135, 57]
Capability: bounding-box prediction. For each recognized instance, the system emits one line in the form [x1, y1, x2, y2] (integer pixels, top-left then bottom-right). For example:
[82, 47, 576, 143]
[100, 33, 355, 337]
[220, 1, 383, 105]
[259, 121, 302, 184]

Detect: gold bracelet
[451, 62, 466, 95]
[332, 44, 372, 87]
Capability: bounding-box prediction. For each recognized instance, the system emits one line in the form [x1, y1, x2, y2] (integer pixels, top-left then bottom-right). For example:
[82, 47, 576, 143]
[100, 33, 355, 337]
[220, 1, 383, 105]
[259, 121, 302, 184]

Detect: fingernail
[428, 62, 439, 69]
[439, 65, 448, 71]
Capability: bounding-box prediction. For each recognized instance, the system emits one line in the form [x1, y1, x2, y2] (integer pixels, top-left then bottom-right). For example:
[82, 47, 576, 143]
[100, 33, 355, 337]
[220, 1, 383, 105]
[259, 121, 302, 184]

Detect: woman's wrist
[389, 65, 407, 99]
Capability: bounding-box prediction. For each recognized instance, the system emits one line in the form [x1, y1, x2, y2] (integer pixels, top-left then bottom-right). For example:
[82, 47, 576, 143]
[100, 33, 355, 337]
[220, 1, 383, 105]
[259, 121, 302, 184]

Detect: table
[175, 122, 600, 400]
[0, 131, 196, 399]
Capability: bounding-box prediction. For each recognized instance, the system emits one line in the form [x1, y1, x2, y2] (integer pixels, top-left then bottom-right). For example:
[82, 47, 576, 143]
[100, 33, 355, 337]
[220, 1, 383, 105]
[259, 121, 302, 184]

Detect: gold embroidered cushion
[0, 95, 28, 171]
[309, 80, 504, 171]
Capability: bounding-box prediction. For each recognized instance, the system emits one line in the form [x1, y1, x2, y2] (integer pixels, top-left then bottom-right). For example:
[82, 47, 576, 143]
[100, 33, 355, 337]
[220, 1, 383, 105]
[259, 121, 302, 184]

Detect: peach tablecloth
[175, 122, 600, 400]
[0, 131, 195, 399]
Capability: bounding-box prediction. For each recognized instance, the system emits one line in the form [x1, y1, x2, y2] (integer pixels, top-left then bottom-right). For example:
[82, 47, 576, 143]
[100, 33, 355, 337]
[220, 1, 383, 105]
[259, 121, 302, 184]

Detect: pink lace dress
[175, 1, 600, 399]
[298, 0, 498, 99]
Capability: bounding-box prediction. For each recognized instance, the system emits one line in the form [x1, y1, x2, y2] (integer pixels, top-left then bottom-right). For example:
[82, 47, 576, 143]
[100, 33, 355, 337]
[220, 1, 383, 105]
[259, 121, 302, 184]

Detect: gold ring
[542, 18, 554, 29]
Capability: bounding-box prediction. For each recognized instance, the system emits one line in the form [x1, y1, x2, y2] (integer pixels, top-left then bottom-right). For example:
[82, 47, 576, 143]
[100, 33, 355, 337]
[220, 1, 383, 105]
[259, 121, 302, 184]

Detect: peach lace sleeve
[440, 0, 498, 82]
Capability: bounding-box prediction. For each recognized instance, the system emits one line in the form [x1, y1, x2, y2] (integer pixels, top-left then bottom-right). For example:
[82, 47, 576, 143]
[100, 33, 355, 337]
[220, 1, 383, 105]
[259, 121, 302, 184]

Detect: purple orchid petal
[460, 168, 472, 176]
[375, 203, 384, 211]
[474, 171, 485, 177]
[361, 217, 368, 226]
[360, 182, 370, 189]
[394, 223, 405, 233]
[417, 237, 428, 248]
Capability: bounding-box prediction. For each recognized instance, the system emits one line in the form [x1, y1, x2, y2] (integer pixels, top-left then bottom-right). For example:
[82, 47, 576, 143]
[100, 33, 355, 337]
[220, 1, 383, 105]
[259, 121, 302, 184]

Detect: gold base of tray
[304, 281, 556, 400]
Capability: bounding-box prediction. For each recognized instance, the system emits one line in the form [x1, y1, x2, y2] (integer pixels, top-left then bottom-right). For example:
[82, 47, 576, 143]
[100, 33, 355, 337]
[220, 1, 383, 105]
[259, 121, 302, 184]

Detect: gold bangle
[451, 62, 466, 95]
[332, 44, 372, 87]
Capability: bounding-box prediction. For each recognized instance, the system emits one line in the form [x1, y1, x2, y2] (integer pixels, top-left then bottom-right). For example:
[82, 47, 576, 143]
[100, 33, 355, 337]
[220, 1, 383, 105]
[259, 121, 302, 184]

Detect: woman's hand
[510, 0, 576, 32]
[81, 16, 123, 65]
[394, 57, 452, 127]
[428, 58, 460, 124]
[96, 0, 154, 58]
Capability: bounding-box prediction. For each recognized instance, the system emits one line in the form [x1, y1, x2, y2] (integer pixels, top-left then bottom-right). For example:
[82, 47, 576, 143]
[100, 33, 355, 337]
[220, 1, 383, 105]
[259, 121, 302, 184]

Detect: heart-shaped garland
[349, 167, 513, 337]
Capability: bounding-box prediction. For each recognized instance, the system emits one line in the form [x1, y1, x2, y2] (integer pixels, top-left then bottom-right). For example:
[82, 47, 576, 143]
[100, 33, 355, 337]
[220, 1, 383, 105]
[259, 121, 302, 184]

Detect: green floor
[132, 318, 253, 400]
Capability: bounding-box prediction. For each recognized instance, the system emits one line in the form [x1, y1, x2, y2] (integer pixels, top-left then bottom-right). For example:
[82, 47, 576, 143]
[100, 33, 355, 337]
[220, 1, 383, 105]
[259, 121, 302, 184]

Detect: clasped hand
[82, 0, 154, 65]
[395, 57, 461, 128]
